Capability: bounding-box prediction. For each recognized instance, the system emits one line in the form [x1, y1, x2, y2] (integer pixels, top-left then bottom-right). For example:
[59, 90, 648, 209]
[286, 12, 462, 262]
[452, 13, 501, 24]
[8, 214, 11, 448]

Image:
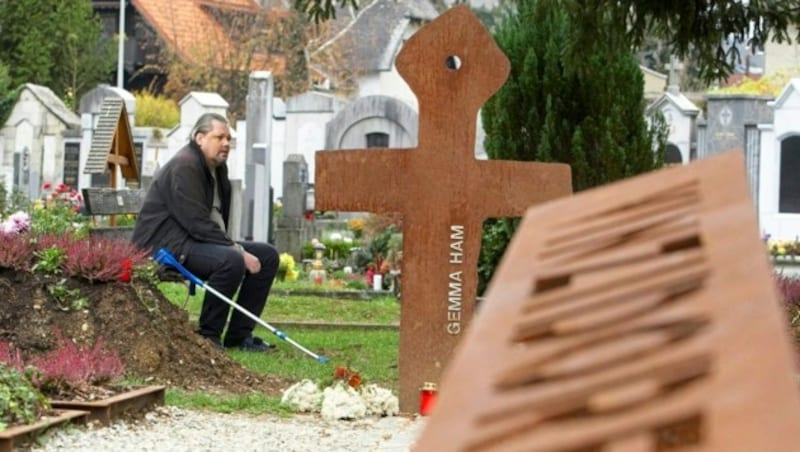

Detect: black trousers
[183, 241, 279, 345]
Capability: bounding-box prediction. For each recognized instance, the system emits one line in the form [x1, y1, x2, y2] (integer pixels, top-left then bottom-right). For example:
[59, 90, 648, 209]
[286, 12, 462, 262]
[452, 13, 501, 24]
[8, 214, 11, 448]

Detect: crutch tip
[317, 356, 330, 363]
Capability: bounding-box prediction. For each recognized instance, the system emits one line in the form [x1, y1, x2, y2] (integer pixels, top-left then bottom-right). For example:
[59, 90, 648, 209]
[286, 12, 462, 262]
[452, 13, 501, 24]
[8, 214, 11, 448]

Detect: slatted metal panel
[414, 151, 800, 452]
[84, 97, 123, 175]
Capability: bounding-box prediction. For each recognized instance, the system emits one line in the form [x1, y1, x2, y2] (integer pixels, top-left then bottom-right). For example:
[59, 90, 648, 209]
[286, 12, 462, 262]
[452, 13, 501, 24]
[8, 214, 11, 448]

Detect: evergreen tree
[0, 62, 19, 126]
[477, 0, 667, 294]
[0, 0, 115, 108]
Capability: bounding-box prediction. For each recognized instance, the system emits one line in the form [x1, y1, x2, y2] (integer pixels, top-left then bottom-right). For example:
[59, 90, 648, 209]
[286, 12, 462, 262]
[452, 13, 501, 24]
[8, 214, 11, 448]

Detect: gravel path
[33, 407, 425, 452]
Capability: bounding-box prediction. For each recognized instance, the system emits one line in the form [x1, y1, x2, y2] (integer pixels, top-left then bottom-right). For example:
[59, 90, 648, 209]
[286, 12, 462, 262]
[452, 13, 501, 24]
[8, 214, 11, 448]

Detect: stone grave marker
[315, 5, 572, 411]
[414, 151, 800, 451]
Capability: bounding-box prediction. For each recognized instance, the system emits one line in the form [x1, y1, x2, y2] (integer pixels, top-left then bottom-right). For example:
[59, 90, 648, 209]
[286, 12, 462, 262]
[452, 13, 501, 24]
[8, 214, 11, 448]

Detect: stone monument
[315, 6, 572, 411]
[414, 151, 800, 451]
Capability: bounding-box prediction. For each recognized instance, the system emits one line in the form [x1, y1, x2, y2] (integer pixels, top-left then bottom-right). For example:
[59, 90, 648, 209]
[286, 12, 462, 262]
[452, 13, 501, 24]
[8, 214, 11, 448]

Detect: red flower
[118, 258, 133, 283]
[42, 182, 52, 190]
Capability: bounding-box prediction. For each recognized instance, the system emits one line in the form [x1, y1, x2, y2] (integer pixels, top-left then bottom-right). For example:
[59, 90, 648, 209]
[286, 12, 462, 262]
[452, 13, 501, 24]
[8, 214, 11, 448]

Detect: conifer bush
[478, 0, 668, 294]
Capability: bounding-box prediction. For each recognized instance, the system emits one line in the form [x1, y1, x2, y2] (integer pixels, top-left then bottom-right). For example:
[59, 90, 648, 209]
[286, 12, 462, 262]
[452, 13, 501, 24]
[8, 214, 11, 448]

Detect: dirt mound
[0, 270, 287, 396]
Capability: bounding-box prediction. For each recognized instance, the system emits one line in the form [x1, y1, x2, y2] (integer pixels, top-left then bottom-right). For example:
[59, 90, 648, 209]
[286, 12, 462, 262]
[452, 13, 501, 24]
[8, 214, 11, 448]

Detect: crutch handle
[154, 248, 204, 287]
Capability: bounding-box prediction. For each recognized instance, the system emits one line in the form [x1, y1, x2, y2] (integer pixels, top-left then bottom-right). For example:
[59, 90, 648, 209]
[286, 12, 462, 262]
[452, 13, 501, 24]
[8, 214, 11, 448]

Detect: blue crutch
[154, 248, 330, 363]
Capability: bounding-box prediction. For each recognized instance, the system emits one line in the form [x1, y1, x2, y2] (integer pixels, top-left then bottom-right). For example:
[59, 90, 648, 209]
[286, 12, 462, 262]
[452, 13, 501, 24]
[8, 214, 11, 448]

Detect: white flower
[1, 211, 30, 235]
[320, 382, 366, 421]
[360, 384, 399, 417]
[280, 379, 323, 412]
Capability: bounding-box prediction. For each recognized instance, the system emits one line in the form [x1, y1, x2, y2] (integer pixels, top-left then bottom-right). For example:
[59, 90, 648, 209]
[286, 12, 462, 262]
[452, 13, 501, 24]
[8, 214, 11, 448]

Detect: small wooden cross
[315, 6, 572, 412]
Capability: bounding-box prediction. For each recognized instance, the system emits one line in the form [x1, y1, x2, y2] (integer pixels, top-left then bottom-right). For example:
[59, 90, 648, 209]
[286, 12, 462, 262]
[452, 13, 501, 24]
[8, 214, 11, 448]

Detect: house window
[779, 136, 800, 213]
[664, 144, 683, 165]
[366, 132, 389, 148]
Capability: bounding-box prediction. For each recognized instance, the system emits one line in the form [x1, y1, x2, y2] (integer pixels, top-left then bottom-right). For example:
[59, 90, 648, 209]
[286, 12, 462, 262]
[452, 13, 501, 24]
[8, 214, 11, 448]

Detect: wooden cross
[315, 6, 572, 412]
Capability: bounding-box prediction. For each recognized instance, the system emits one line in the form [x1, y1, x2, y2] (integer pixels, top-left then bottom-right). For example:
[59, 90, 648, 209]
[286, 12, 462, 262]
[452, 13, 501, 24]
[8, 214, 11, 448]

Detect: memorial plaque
[62, 142, 80, 189]
[315, 5, 572, 411]
[415, 151, 800, 451]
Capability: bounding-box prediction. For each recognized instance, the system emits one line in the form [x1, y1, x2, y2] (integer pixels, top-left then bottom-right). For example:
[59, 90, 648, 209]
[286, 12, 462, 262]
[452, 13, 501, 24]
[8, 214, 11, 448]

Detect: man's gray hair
[190, 112, 228, 142]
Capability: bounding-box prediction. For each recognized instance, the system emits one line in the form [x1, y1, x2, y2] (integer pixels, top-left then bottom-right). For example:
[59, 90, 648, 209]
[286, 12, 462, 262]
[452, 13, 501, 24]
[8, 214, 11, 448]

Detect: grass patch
[165, 390, 293, 416]
[158, 282, 400, 325]
[230, 326, 399, 390]
[156, 280, 400, 414]
[273, 279, 365, 292]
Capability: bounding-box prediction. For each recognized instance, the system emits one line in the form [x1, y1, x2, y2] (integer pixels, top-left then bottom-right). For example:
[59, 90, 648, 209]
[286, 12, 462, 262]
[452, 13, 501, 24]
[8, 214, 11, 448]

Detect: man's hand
[243, 251, 261, 274]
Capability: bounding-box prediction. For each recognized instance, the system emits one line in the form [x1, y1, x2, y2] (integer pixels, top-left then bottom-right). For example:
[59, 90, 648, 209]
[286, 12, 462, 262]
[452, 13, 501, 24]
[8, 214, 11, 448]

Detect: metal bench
[81, 187, 146, 242]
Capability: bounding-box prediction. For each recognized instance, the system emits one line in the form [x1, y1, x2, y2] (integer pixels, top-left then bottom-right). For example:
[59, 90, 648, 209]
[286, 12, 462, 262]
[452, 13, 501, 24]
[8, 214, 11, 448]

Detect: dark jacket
[132, 141, 234, 262]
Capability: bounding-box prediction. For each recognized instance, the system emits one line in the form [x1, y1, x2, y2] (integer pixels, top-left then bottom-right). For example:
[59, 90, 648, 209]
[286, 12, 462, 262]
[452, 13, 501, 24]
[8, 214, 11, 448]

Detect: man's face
[197, 120, 231, 168]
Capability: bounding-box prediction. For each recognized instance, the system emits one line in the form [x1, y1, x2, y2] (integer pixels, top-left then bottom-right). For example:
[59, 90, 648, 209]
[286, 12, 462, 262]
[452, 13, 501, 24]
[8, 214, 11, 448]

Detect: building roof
[639, 65, 668, 81]
[23, 84, 80, 128]
[130, 0, 285, 73]
[308, 0, 438, 81]
[769, 77, 800, 109]
[647, 88, 701, 116]
[179, 91, 230, 108]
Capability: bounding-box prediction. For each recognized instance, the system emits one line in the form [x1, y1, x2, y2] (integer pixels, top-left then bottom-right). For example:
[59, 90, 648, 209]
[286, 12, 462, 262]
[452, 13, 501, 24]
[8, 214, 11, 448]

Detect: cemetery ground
[0, 270, 401, 421]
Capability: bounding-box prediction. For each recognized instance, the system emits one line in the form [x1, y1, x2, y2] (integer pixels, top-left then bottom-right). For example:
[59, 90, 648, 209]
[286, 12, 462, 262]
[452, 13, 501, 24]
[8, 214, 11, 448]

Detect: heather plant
[776, 273, 800, 321]
[60, 237, 151, 283]
[0, 232, 34, 271]
[0, 341, 26, 373]
[0, 364, 49, 431]
[29, 333, 125, 395]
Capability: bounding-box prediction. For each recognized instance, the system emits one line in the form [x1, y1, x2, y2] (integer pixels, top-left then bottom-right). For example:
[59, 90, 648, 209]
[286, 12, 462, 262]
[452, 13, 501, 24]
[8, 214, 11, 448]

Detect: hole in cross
[445, 55, 462, 71]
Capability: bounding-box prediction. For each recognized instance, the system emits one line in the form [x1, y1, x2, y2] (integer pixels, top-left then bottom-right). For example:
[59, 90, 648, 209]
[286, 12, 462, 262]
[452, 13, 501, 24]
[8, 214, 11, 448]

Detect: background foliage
[0, 0, 115, 110]
[133, 92, 180, 129]
[477, 0, 668, 294]
[299, 0, 800, 82]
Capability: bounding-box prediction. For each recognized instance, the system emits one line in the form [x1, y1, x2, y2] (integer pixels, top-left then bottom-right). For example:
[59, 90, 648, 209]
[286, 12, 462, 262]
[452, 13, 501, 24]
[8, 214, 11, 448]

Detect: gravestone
[414, 151, 800, 451]
[275, 154, 311, 261]
[700, 93, 773, 205]
[242, 71, 274, 242]
[315, 6, 572, 411]
[646, 86, 700, 165]
[62, 138, 81, 189]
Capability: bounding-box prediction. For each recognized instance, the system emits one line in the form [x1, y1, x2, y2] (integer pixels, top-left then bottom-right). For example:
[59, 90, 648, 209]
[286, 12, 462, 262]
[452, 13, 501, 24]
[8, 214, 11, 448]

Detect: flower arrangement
[277, 252, 299, 281]
[32, 182, 88, 238]
[347, 217, 364, 239]
[280, 365, 399, 420]
[765, 236, 800, 259]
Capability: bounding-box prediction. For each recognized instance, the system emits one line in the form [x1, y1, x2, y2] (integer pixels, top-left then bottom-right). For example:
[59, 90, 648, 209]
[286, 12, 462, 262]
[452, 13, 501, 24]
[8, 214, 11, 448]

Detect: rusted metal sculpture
[414, 151, 800, 451]
[315, 5, 572, 412]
